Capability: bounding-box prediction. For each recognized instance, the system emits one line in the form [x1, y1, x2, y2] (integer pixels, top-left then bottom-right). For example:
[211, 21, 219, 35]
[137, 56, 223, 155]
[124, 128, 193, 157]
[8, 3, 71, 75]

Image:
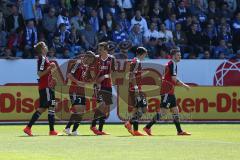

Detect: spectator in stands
[159, 23, 175, 49]
[155, 38, 170, 59]
[217, 24, 232, 47]
[175, 0, 189, 22]
[107, 41, 117, 55]
[89, 9, 100, 32]
[232, 49, 240, 59]
[224, 0, 237, 14]
[145, 37, 158, 59]
[192, 15, 202, 32]
[112, 23, 128, 43]
[23, 20, 38, 58]
[50, 34, 65, 55]
[117, 0, 135, 20]
[144, 22, 160, 44]
[0, 10, 7, 51]
[131, 10, 148, 34]
[118, 11, 131, 33]
[114, 40, 133, 59]
[218, 17, 231, 34]
[75, 0, 87, 16]
[162, 1, 176, 20]
[7, 27, 24, 57]
[189, 0, 207, 23]
[214, 39, 233, 58]
[101, 12, 116, 34]
[0, 10, 5, 30]
[80, 23, 98, 50]
[202, 22, 218, 48]
[0, 0, 11, 18]
[186, 23, 203, 56]
[42, 7, 57, 43]
[55, 23, 70, 46]
[57, 8, 71, 30]
[207, 0, 220, 20]
[173, 23, 188, 52]
[103, 0, 121, 20]
[22, 0, 36, 21]
[182, 15, 193, 31]
[47, 47, 57, 59]
[129, 24, 143, 47]
[218, 51, 227, 59]
[149, 1, 163, 26]
[137, 0, 150, 17]
[35, 0, 43, 25]
[0, 47, 18, 59]
[232, 11, 240, 32]
[6, 4, 24, 33]
[232, 11, 240, 51]
[61, 48, 71, 59]
[70, 9, 86, 31]
[68, 26, 81, 56]
[98, 24, 112, 42]
[201, 50, 212, 59]
[165, 13, 178, 31]
[219, 2, 232, 21]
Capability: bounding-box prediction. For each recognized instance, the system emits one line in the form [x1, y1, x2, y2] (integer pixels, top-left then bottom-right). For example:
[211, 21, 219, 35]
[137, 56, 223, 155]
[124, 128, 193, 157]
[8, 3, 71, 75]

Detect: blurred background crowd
[0, 0, 240, 59]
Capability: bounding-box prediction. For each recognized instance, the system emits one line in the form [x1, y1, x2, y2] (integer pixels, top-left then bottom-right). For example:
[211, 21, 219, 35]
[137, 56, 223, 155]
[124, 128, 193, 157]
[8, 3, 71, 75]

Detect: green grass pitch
[0, 124, 239, 160]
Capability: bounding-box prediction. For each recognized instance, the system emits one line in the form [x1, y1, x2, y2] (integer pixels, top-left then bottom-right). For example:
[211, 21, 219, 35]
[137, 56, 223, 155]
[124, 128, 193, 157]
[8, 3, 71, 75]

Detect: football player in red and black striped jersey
[63, 51, 96, 136]
[124, 47, 148, 136]
[90, 42, 116, 135]
[144, 48, 191, 136]
[23, 42, 59, 136]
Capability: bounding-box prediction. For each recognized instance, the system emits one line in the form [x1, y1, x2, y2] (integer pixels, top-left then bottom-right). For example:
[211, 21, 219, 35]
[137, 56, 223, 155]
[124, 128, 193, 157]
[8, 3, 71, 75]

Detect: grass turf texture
[0, 124, 239, 160]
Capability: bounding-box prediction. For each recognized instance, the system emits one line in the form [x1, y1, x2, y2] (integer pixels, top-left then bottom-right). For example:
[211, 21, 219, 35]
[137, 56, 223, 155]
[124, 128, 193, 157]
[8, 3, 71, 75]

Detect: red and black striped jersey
[69, 60, 90, 95]
[161, 60, 177, 95]
[96, 54, 115, 88]
[37, 55, 54, 90]
[129, 57, 142, 91]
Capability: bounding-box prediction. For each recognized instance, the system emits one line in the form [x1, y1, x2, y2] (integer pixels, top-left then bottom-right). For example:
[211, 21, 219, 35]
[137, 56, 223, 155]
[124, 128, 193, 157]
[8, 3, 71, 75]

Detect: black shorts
[69, 93, 86, 106]
[160, 94, 176, 109]
[98, 87, 113, 105]
[39, 88, 56, 108]
[129, 91, 147, 108]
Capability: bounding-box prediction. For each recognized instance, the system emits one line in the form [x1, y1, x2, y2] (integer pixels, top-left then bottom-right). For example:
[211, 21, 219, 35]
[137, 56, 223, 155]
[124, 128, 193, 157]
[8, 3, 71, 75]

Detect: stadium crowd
[0, 0, 240, 59]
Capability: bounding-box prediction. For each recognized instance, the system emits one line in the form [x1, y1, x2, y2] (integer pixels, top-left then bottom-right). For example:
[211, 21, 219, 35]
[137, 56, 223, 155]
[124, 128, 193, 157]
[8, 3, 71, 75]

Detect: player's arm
[97, 74, 110, 83]
[129, 61, 138, 92]
[111, 55, 117, 72]
[169, 62, 190, 90]
[172, 76, 190, 90]
[67, 62, 85, 87]
[67, 73, 85, 87]
[37, 59, 55, 78]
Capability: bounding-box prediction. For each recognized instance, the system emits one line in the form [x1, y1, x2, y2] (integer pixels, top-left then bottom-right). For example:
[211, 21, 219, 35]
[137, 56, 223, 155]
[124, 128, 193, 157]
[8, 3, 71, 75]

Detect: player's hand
[104, 74, 110, 78]
[134, 85, 139, 93]
[77, 81, 85, 87]
[184, 84, 191, 91]
[50, 62, 56, 69]
[97, 74, 110, 83]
